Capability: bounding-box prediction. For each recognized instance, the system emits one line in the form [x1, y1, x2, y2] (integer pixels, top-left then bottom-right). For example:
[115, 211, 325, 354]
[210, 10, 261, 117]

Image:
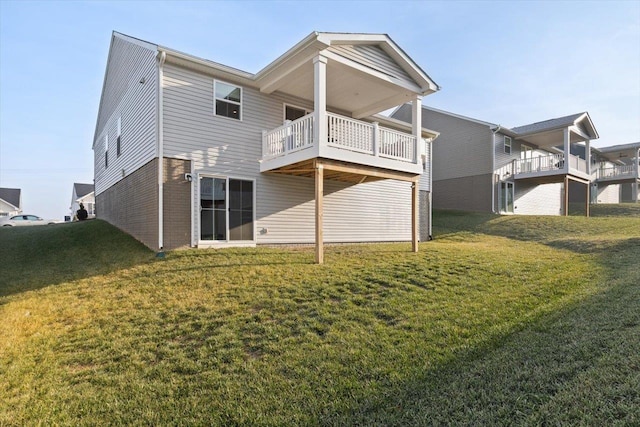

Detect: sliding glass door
[500, 181, 514, 213]
[200, 176, 254, 242]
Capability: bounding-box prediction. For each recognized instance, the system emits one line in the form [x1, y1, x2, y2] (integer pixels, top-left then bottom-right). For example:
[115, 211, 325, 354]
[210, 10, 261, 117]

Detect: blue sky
[1, 0, 639, 220]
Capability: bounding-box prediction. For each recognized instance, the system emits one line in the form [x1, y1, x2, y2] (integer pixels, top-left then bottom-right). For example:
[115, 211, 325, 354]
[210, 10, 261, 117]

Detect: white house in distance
[70, 183, 96, 219]
[0, 188, 22, 217]
[392, 105, 598, 216]
[92, 31, 440, 262]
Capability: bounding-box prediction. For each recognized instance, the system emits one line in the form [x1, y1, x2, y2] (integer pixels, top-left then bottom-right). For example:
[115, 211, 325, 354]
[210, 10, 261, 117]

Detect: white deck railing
[263, 112, 417, 163]
[379, 127, 416, 161]
[514, 153, 588, 175]
[327, 113, 374, 155]
[596, 164, 638, 180]
[263, 114, 314, 159]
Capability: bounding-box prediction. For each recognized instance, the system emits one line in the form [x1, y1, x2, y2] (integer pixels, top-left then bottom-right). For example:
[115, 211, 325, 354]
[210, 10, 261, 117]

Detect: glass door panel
[229, 179, 254, 241]
[201, 177, 253, 242]
[500, 182, 514, 213]
[200, 177, 227, 241]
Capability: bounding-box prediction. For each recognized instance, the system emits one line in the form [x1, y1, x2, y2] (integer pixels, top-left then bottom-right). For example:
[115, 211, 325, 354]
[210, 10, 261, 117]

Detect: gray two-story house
[392, 105, 599, 216]
[591, 142, 640, 204]
[93, 32, 440, 262]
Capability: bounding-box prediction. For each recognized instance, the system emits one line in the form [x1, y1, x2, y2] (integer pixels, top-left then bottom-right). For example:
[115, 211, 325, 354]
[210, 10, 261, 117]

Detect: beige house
[93, 32, 441, 261]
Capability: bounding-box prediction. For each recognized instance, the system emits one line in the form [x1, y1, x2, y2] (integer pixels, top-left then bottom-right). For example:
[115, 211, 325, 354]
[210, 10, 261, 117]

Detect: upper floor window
[214, 80, 242, 120]
[504, 136, 512, 154]
[117, 117, 122, 157]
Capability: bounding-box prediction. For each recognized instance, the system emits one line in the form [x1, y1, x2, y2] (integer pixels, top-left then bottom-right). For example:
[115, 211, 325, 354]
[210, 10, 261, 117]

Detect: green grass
[1, 212, 639, 425]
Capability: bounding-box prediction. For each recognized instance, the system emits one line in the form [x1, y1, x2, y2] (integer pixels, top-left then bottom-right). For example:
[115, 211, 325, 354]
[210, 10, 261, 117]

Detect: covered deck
[254, 33, 440, 263]
[508, 112, 599, 216]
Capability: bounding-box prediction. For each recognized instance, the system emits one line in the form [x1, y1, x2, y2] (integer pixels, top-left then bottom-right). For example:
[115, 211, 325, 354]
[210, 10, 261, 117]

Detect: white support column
[313, 55, 328, 153]
[563, 128, 570, 173]
[412, 96, 422, 164]
[585, 139, 591, 176]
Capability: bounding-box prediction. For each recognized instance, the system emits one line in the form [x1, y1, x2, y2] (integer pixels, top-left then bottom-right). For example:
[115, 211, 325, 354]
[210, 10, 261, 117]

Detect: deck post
[563, 128, 570, 173]
[412, 180, 419, 252]
[585, 181, 590, 217]
[564, 176, 569, 216]
[372, 121, 379, 157]
[315, 162, 324, 264]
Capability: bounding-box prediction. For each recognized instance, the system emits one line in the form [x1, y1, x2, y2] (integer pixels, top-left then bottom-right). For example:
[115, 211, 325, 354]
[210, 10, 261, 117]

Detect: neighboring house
[93, 31, 441, 262]
[591, 142, 640, 204]
[0, 187, 22, 217]
[392, 106, 598, 216]
[70, 183, 96, 219]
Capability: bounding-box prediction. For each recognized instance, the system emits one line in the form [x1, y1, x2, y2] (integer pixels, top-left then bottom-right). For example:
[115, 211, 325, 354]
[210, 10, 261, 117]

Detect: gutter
[491, 125, 502, 214]
[157, 51, 166, 255]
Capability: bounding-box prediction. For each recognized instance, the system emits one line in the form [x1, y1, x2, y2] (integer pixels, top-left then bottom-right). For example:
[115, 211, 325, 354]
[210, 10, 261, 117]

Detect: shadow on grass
[322, 238, 640, 425]
[0, 220, 155, 299]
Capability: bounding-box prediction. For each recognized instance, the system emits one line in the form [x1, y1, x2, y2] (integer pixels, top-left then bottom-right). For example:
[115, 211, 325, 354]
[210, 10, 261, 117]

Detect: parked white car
[0, 214, 62, 226]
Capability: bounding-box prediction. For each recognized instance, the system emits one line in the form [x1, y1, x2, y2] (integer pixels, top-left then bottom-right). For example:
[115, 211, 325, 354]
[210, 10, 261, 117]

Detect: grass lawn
[1, 211, 639, 425]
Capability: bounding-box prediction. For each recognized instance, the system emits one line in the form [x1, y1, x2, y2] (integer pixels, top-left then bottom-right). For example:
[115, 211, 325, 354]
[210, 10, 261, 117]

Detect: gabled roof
[396, 105, 599, 147]
[74, 183, 95, 198]
[596, 141, 640, 154]
[0, 187, 21, 210]
[595, 141, 640, 163]
[511, 112, 587, 135]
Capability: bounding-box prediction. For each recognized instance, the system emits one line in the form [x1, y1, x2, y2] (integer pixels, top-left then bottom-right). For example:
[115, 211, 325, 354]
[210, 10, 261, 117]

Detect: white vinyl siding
[93, 34, 158, 196]
[514, 181, 563, 215]
[161, 63, 413, 245]
[597, 183, 620, 204]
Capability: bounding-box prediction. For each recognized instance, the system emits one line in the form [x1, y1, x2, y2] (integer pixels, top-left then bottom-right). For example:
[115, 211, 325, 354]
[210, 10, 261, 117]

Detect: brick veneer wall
[419, 190, 431, 241]
[162, 158, 191, 249]
[96, 157, 192, 250]
[96, 158, 159, 250]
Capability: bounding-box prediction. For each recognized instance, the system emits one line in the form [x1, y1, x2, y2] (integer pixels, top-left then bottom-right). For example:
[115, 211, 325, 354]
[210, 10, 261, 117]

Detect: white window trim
[196, 173, 256, 248]
[213, 80, 243, 121]
[104, 133, 109, 168]
[283, 103, 310, 123]
[504, 136, 512, 154]
[117, 117, 122, 157]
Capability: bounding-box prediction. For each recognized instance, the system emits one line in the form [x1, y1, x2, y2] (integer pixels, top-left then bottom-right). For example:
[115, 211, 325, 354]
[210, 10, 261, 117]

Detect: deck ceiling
[265, 158, 419, 184]
[517, 128, 588, 150]
[515, 173, 590, 185]
[271, 58, 417, 118]
[597, 144, 640, 163]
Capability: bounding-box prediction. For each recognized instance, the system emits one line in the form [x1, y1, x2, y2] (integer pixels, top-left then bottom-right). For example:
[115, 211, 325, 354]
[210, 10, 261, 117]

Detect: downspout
[157, 51, 167, 255]
[491, 125, 502, 213]
[428, 137, 434, 240]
